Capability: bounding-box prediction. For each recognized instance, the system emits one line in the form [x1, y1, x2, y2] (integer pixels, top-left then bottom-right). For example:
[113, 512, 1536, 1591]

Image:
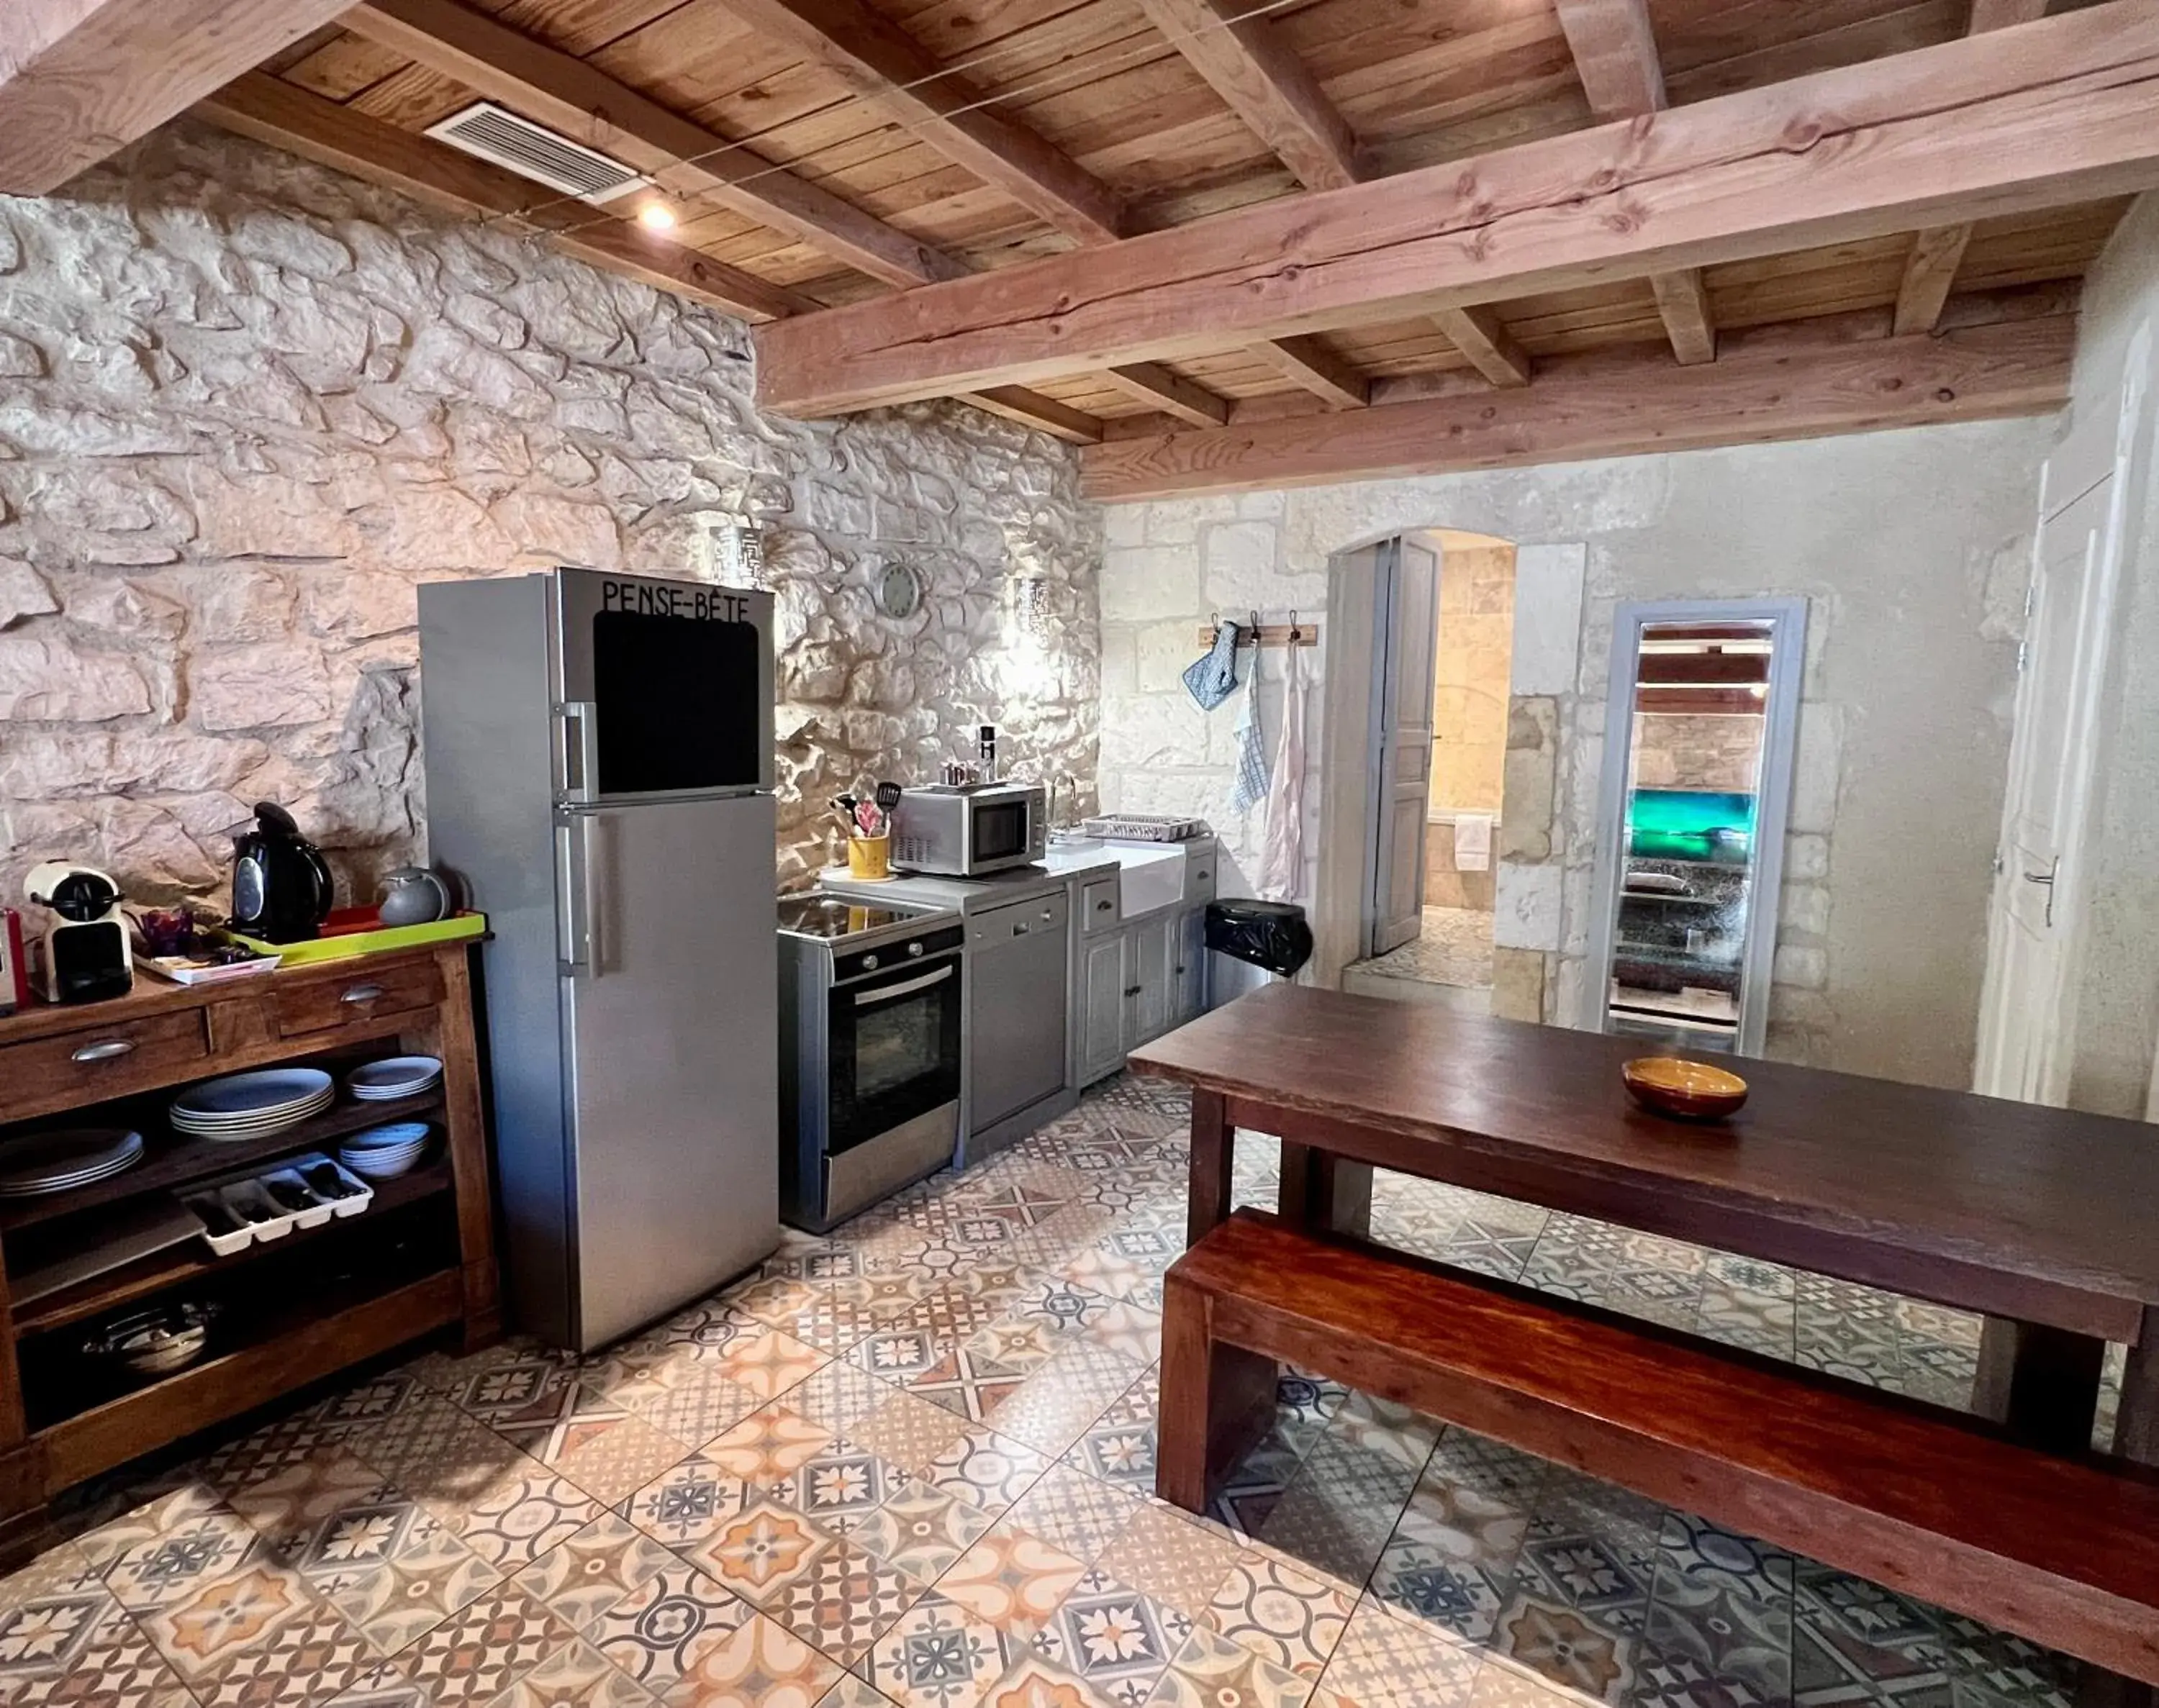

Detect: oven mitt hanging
[1182, 620, 1242, 711]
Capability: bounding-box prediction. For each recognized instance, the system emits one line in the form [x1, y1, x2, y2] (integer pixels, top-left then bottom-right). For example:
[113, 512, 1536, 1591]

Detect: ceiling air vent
[425, 102, 649, 204]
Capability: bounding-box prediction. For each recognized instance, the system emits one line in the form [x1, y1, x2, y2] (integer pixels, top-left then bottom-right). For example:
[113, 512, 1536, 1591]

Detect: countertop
[816, 835, 1213, 914]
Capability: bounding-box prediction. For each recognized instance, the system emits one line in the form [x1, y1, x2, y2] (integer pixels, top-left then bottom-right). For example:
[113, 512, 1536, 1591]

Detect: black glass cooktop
[776, 894, 924, 941]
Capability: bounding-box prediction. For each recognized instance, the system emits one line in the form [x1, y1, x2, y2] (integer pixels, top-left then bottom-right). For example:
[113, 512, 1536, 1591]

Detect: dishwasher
[967, 889, 1070, 1140]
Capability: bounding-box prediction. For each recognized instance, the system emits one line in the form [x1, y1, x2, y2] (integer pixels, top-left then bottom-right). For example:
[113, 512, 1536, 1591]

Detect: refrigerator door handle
[557, 817, 597, 973]
[555, 700, 599, 801]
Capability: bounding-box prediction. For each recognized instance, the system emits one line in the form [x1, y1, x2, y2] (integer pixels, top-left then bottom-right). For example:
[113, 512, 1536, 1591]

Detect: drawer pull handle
[71, 1038, 136, 1063]
[340, 983, 387, 1005]
[1095, 899, 1113, 912]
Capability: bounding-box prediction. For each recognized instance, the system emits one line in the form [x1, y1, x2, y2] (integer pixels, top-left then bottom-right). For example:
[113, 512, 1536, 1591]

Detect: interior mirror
[1583, 599, 1807, 1056]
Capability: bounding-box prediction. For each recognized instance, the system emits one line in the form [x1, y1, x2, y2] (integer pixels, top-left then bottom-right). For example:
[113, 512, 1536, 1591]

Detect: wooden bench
[1159, 1209, 2159, 1687]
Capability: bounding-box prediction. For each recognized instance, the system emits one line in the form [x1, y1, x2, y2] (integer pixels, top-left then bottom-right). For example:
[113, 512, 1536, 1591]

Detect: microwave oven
[890, 782, 1048, 876]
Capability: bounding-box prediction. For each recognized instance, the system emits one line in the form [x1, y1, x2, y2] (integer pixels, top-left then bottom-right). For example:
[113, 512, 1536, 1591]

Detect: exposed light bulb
[638, 203, 677, 231]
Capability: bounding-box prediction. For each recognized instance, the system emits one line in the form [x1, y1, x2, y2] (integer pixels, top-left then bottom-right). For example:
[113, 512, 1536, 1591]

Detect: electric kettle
[230, 802, 335, 942]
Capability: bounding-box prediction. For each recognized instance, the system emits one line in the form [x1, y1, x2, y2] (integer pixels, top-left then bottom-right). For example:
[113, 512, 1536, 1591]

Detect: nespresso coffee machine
[22, 863, 132, 1004]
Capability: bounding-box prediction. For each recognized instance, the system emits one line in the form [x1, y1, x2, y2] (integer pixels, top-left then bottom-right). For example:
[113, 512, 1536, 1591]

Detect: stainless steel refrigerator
[419, 567, 779, 1353]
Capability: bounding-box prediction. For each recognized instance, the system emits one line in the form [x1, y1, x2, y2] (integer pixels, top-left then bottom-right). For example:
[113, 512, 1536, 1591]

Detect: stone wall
[1100, 420, 2049, 1089]
[0, 123, 1100, 913]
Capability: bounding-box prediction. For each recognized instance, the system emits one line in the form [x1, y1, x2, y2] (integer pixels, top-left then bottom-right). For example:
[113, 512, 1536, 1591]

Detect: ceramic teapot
[377, 866, 452, 927]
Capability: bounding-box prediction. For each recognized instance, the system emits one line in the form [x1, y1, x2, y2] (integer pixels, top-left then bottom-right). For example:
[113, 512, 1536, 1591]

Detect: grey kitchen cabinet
[1132, 911, 1173, 1039]
[1079, 930, 1128, 1084]
[1173, 906, 1208, 1026]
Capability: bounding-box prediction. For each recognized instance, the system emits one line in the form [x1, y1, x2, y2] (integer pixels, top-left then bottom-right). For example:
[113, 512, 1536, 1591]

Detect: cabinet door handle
[1124, 984, 1142, 998]
[340, 983, 386, 1006]
[1095, 899, 1113, 912]
[71, 1037, 136, 1063]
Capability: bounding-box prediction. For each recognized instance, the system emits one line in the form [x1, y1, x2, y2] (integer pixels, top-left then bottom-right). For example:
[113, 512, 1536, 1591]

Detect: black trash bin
[1204, 898, 1313, 983]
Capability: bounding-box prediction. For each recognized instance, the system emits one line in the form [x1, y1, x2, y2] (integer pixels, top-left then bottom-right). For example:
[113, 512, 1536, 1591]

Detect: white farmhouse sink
[1113, 844, 1185, 917]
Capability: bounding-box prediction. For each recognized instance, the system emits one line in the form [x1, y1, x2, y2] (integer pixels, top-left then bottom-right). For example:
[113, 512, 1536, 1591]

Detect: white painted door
[1367, 537, 1441, 957]
[1974, 377, 2134, 1103]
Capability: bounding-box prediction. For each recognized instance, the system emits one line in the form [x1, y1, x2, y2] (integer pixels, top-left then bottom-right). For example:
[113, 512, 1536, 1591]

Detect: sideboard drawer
[0, 1009, 210, 1105]
[278, 960, 443, 1037]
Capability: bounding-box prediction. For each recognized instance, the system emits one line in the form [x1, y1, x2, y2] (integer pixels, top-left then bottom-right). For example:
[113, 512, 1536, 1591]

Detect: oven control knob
[863, 954, 879, 970]
[908, 942, 924, 957]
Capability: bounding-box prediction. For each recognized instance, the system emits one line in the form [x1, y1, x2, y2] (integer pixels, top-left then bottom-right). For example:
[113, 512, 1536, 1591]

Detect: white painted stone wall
[0, 123, 1099, 912]
[1101, 421, 2050, 1089]
[2057, 191, 2159, 1118]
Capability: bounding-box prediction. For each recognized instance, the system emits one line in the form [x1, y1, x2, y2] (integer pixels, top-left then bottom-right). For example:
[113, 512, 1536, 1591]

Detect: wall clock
[875, 562, 924, 620]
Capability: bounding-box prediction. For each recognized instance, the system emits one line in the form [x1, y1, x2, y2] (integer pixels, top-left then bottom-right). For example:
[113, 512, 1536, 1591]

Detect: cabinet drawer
[1080, 878, 1120, 935]
[0, 1009, 209, 1105]
[278, 959, 443, 1037]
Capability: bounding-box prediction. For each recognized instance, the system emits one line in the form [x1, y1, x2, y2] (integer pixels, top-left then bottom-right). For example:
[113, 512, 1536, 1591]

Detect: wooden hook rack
[1195, 621, 1320, 648]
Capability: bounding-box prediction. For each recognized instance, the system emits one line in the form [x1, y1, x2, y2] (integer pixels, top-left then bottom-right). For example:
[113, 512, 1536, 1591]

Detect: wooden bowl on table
[1622, 1057, 1748, 1122]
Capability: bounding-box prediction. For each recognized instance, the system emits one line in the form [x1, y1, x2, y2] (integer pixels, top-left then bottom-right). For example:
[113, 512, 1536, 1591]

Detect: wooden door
[1368, 537, 1441, 957]
[1975, 382, 2132, 1103]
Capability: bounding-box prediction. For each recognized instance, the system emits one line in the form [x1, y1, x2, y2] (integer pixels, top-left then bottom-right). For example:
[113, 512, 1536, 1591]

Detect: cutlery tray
[183, 1153, 375, 1256]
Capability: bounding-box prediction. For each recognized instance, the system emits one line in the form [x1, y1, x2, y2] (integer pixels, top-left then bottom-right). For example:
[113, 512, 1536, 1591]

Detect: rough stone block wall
[0, 124, 1100, 911]
[1631, 712, 1765, 794]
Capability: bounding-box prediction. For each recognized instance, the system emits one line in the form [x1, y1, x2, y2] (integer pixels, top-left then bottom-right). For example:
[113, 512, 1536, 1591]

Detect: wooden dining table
[1128, 983, 2159, 1466]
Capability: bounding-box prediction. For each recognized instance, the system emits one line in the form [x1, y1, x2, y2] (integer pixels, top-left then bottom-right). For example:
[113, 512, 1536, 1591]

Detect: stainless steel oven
[890, 782, 1047, 876]
[779, 894, 965, 1232]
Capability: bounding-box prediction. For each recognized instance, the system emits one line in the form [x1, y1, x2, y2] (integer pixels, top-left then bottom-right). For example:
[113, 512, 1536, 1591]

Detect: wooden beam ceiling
[194, 72, 818, 322]
[1100, 364, 1233, 428]
[1431, 306, 1532, 389]
[1551, 0, 1712, 366]
[1080, 302, 2076, 501]
[1131, 0, 1365, 194]
[712, 0, 1127, 245]
[754, 6, 2159, 417]
[1253, 337, 1370, 409]
[965, 388, 1105, 444]
[1892, 0, 2052, 337]
[0, 0, 356, 193]
[340, 0, 967, 289]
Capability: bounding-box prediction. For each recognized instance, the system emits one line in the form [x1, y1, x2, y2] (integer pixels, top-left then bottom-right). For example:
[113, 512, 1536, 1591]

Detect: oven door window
[830, 955, 963, 1154]
[971, 801, 1031, 863]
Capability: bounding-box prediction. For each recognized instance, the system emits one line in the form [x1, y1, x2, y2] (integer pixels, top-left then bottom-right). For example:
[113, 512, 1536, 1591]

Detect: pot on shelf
[377, 866, 452, 927]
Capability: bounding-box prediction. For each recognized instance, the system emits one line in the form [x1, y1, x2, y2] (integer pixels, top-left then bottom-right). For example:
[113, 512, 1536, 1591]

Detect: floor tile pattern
[13, 1073, 2106, 1708]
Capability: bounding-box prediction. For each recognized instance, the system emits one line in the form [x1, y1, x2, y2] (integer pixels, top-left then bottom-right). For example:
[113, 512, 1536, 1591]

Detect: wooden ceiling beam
[964, 388, 1105, 444]
[194, 73, 816, 322]
[1080, 308, 2074, 501]
[1552, 0, 1712, 366]
[755, 5, 2159, 417]
[342, 0, 967, 289]
[1551, 0, 1666, 117]
[1893, 0, 2046, 337]
[1131, 0, 1364, 193]
[1100, 363, 1233, 427]
[1249, 335, 1370, 409]
[0, 0, 358, 192]
[1431, 305, 1531, 389]
[713, 0, 1126, 244]
[1968, 0, 2050, 28]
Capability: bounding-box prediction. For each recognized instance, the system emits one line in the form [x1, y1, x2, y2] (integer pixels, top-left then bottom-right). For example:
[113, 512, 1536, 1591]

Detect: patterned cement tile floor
[1349, 907, 1496, 991]
[4, 1073, 2117, 1708]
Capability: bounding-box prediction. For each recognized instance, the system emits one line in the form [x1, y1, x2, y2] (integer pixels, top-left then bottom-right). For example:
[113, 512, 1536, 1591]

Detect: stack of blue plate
[337, 1122, 431, 1181]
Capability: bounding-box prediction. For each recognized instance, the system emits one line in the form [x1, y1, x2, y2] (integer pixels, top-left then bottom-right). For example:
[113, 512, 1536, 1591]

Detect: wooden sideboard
[0, 942, 499, 1559]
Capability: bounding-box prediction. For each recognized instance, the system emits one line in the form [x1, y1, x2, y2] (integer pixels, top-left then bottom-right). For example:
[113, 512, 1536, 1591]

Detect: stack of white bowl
[345, 1056, 443, 1102]
[171, 1070, 335, 1143]
[338, 1122, 432, 1181]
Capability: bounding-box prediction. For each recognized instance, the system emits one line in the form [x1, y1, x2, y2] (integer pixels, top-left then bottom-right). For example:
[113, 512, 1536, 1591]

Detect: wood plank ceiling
[174, 0, 2135, 453]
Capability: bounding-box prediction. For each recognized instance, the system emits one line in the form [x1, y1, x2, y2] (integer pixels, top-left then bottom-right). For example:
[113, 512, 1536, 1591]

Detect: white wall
[1100, 420, 2052, 1089]
[2056, 192, 2159, 1119]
